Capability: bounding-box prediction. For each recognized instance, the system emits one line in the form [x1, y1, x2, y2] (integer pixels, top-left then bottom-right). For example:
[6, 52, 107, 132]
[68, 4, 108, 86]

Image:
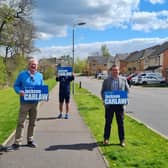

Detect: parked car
[130, 75, 140, 85]
[127, 73, 139, 86]
[130, 72, 164, 85]
[97, 72, 108, 80]
[138, 75, 165, 84]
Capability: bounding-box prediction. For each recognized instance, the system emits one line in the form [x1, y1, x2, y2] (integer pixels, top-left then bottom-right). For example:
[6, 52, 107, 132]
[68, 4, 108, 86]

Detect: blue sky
[33, 0, 168, 59]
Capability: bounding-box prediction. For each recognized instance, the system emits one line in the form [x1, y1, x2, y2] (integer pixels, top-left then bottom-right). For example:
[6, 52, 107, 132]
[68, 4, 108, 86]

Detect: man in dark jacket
[101, 64, 129, 147]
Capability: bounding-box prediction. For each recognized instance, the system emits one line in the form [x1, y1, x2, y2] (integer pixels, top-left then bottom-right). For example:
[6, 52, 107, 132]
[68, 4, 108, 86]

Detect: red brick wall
[120, 61, 127, 74]
[162, 50, 168, 81]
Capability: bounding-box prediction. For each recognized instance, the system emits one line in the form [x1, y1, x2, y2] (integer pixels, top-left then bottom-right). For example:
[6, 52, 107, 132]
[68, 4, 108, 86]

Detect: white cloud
[33, 37, 168, 59]
[148, 0, 165, 4]
[33, 0, 140, 38]
[31, 0, 168, 60]
[132, 10, 168, 31]
[37, 32, 53, 40]
[32, 0, 168, 41]
[32, 0, 168, 39]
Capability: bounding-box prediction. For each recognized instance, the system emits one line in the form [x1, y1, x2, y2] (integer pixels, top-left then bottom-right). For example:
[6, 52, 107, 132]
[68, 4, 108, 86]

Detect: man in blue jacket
[10, 58, 44, 150]
[56, 74, 74, 119]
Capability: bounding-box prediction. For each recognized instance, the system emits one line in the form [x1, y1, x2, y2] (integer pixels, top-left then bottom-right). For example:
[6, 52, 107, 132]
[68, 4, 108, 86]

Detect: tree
[0, 56, 7, 86]
[101, 44, 111, 57]
[0, 4, 15, 41]
[0, 0, 34, 61]
[42, 65, 55, 80]
[0, 0, 35, 86]
[74, 57, 87, 73]
[6, 54, 27, 86]
[13, 19, 35, 56]
[61, 55, 72, 65]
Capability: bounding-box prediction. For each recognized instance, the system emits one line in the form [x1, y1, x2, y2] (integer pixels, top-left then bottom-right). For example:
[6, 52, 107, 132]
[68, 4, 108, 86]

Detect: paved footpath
[0, 84, 108, 168]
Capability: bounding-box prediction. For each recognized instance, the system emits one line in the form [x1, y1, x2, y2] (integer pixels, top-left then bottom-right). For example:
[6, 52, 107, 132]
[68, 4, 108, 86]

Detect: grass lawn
[0, 78, 56, 144]
[73, 84, 168, 168]
[0, 88, 19, 144]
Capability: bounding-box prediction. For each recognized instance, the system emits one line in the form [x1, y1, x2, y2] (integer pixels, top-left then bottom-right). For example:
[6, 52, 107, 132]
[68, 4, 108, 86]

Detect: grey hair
[28, 58, 38, 65]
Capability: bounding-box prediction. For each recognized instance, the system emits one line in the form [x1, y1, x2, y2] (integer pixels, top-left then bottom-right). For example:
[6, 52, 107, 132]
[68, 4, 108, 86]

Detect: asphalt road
[75, 76, 168, 138]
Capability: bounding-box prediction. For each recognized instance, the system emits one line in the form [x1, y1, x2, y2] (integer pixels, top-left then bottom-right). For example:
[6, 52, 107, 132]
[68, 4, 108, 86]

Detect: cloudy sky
[33, 0, 168, 59]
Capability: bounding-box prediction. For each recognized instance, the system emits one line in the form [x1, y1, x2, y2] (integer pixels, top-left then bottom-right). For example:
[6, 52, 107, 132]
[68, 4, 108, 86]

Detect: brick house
[87, 56, 114, 75]
[114, 53, 129, 74]
[87, 41, 168, 82]
[125, 50, 144, 74]
[155, 42, 168, 81]
[142, 45, 161, 72]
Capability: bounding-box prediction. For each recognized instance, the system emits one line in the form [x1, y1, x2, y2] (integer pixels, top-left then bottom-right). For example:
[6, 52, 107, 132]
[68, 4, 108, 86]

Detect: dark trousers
[104, 105, 125, 142]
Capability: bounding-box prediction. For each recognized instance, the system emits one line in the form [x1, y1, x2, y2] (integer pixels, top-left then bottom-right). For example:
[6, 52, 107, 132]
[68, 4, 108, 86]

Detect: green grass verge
[73, 84, 168, 168]
[0, 88, 19, 144]
[44, 78, 56, 90]
[0, 78, 56, 144]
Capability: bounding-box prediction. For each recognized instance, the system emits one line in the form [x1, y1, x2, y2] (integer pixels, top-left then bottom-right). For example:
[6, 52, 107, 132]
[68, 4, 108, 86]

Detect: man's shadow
[37, 117, 58, 121]
[45, 141, 120, 151]
[98, 141, 121, 147]
[45, 142, 98, 151]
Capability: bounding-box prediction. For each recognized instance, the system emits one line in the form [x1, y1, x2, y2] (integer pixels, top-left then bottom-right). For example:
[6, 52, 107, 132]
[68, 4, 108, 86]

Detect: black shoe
[103, 139, 109, 145]
[120, 140, 126, 147]
[6, 144, 20, 151]
[0, 145, 8, 152]
[27, 141, 37, 148]
[57, 113, 62, 119]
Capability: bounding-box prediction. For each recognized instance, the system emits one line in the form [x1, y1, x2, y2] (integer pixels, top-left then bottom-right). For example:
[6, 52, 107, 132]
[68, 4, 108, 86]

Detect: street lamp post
[72, 22, 86, 95]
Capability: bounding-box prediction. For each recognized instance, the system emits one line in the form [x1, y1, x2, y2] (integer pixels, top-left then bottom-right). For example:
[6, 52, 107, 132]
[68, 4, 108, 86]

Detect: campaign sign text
[104, 91, 128, 105]
[57, 66, 72, 76]
[24, 85, 49, 101]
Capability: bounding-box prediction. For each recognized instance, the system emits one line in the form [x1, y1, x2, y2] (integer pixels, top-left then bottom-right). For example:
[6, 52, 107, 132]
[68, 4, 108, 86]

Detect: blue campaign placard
[104, 90, 128, 105]
[57, 66, 73, 76]
[23, 85, 49, 101]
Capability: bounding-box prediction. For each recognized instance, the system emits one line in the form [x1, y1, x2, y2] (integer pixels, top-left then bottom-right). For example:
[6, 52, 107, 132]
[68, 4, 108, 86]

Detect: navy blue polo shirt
[56, 76, 74, 94]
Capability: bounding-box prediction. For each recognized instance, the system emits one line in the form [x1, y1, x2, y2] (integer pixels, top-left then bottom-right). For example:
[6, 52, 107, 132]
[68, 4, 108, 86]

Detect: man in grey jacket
[101, 64, 129, 147]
